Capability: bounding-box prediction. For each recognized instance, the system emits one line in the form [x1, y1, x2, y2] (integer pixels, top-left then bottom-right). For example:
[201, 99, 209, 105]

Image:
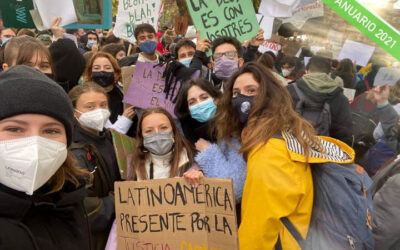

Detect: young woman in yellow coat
[215, 62, 355, 250]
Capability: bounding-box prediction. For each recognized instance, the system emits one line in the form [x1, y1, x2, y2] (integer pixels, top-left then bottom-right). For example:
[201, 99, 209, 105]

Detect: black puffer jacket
[0, 182, 90, 250]
[287, 77, 353, 145]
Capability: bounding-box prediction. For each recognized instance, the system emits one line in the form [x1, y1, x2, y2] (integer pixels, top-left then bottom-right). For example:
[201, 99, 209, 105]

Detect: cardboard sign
[258, 41, 281, 55]
[175, 16, 189, 36]
[338, 40, 375, 67]
[111, 130, 136, 180]
[114, 0, 162, 43]
[115, 178, 238, 250]
[374, 67, 400, 86]
[0, 0, 35, 28]
[123, 62, 180, 118]
[186, 0, 259, 55]
[121, 66, 136, 96]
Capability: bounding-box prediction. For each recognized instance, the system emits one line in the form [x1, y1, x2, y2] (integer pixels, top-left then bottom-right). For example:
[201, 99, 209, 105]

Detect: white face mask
[76, 109, 110, 131]
[282, 69, 292, 77]
[0, 136, 67, 195]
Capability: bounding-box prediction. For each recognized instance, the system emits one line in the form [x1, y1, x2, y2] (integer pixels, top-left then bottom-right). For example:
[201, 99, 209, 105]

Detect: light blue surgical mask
[189, 98, 217, 123]
[87, 40, 97, 48]
[1, 37, 10, 45]
[179, 58, 193, 68]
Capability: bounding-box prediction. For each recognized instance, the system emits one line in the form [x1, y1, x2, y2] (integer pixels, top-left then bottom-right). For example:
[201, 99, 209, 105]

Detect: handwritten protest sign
[114, 0, 162, 43]
[115, 178, 238, 250]
[281, 0, 323, 29]
[186, 0, 259, 55]
[111, 130, 136, 180]
[374, 68, 400, 86]
[258, 41, 281, 55]
[123, 62, 180, 118]
[338, 40, 375, 67]
[121, 66, 136, 96]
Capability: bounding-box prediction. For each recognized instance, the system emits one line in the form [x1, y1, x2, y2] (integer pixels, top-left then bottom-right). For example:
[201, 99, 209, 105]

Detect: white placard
[257, 14, 275, 40]
[33, 0, 77, 30]
[114, 0, 162, 44]
[258, 41, 282, 55]
[259, 0, 295, 17]
[338, 40, 375, 67]
[281, 0, 323, 28]
[374, 68, 400, 86]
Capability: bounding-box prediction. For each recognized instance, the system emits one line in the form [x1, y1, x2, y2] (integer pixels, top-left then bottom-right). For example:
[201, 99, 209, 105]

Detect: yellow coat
[239, 133, 355, 250]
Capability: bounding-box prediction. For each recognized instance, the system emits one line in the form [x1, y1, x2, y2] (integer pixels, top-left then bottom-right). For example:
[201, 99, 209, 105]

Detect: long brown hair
[46, 152, 92, 193]
[215, 62, 321, 159]
[129, 108, 194, 180]
[82, 51, 122, 83]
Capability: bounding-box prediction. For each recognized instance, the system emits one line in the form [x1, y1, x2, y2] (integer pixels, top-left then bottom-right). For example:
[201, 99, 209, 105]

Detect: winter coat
[371, 157, 400, 249]
[287, 74, 353, 145]
[195, 138, 246, 203]
[0, 182, 90, 250]
[239, 133, 355, 250]
[180, 116, 216, 147]
[71, 123, 121, 250]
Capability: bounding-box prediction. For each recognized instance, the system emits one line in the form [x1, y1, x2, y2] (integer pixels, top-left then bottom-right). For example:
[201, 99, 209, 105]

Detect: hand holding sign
[195, 30, 211, 53]
[51, 17, 64, 41]
[249, 28, 265, 47]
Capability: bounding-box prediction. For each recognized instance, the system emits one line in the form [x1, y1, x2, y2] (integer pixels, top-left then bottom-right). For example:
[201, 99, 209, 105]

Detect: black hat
[0, 65, 74, 146]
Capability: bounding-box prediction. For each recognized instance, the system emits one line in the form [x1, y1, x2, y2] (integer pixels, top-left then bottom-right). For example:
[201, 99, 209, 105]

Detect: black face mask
[92, 71, 115, 87]
[232, 93, 255, 125]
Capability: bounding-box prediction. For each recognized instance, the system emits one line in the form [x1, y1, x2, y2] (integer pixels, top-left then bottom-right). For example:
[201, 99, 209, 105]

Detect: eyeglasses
[213, 51, 238, 61]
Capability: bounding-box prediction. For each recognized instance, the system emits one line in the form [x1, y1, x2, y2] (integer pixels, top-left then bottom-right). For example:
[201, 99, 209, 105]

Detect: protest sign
[31, 0, 77, 30]
[121, 66, 136, 96]
[123, 62, 180, 118]
[175, 16, 189, 36]
[257, 14, 275, 40]
[321, 0, 400, 62]
[343, 88, 356, 102]
[0, 0, 35, 28]
[186, 0, 259, 54]
[115, 178, 238, 250]
[281, 0, 323, 29]
[64, 0, 113, 29]
[258, 41, 281, 55]
[338, 40, 375, 67]
[374, 68, 400, 86]
[114, 0, 162, 44]
[259, 0, 294, 18]
[310, 46, 325, 54]
[111, 130, 136, 180]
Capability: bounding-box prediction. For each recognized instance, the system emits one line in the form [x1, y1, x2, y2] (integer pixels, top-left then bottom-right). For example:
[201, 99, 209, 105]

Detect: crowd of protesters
[0, 12, 400, 250]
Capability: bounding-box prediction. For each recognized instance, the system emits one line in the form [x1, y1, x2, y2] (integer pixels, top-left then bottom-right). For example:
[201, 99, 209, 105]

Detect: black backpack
[293, 82, 331, 136]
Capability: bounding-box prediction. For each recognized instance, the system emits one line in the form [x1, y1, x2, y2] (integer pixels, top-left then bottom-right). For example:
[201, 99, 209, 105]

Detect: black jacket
[180, 116, 216, 147]
[287, 78, 353, 145]
[0, 182, 90, 250]
[71, 124, 121, 250]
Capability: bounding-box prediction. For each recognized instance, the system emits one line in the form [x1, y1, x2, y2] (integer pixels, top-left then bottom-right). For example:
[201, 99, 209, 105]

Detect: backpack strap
[292, 82, 308, 113]
[280, 217, 306, 249]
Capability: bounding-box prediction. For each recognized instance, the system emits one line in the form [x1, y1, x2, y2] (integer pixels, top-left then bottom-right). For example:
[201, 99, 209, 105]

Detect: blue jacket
[195, 138, 246, 203]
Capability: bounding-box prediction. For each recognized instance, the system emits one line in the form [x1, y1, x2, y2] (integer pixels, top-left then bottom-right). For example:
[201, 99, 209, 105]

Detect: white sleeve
[105, 115, 133, 134]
